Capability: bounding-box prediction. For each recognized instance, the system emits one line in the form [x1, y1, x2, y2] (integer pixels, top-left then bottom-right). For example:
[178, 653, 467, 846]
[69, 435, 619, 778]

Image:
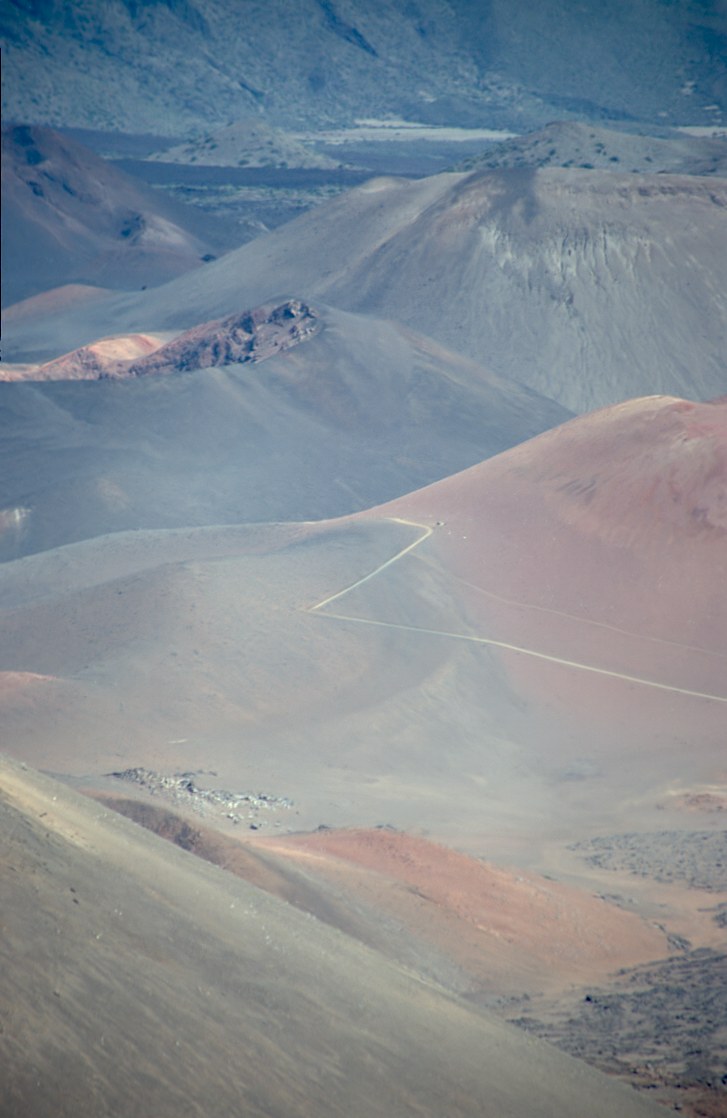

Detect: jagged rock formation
[36, 299, 320, 380]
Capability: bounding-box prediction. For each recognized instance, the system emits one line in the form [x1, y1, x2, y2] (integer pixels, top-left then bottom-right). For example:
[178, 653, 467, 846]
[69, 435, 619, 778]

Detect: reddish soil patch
[34, 332, 167, 379]
[383, 396, 727, 655]
[362, 396, 727, 757]
[0, 671, 55, 701]
[255, 827, 670, 992]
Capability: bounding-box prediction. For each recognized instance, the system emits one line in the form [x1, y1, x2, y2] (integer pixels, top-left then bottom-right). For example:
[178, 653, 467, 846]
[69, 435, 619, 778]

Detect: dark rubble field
[571, 831, 727, 892]
[510, 950, 727, 1118]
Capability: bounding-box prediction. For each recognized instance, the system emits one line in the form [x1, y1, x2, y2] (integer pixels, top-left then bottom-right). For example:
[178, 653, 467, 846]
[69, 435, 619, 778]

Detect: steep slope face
[0, 171, 461, 361]
[1, 759, 668, 1118]
[85, 797, 675, 1000]
[2, 0, 725, 133]
[0, 302, 571, 557]
[451, 0, 727, 125]
[1, 125, 222, 306]
[10, 167, 723, 412]
[321, 168, 727, 412]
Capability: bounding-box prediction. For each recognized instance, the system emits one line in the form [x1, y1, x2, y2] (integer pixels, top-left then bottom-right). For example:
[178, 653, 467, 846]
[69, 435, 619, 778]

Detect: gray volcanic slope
[8, 168, 725, 413]
[3, 0, 725, 133]
[0, 758, 666, 1118]
[0, 302, 570, 558]
[1, 399, 724, 854]
[1, 125, 226, 307]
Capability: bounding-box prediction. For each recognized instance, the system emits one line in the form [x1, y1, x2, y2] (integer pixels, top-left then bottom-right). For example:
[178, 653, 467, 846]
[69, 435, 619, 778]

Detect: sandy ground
[75, 789, 727, 1117]
[2, 394, 725, 1114]
[0, 755, 668, 1118]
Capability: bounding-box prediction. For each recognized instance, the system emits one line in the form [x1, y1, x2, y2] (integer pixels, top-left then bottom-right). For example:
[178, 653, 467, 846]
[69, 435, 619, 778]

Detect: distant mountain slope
[2, 0, 725, 134]
[1, 172, 460, 359]
[0, 396, 723, 854]
[379, 395, 727, 664]
[0, 302, 571, 557]
[1, 759, 667, 1118]
[149, 117, 343, 168]
[356, 393, 727, 783]
[456, 121, 727, 176]
[9, 167, 724, 412]
[1, 125, 225, 306]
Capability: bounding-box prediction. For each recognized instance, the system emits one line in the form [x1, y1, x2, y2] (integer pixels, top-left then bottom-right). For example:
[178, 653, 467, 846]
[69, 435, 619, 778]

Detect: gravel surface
[511, 950, 727, 1117]
[571, 831, 727, 891]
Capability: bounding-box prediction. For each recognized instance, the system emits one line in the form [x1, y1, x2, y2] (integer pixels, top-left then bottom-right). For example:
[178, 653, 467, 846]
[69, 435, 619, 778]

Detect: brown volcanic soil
[0, 756, 669, 1118]
[5, 331, 169, 381]
[380, 396, 727, 652]
[250, 826, 671, 994]
[0, 301, 569, 558]
[364, 395, 727, 758]
[79, 793, 727, 1116]
[2, 383, 725, 1115]
[1, 395, 724, 858]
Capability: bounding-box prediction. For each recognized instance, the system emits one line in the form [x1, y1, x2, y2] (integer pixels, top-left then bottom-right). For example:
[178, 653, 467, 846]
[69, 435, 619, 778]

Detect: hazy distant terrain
[1, 125, 231, 306]
[456, 120, 727, 175]
[3, 0, 726, 133]
[149, 117, 344, 168]
[1, 398, 723, 839]
[2, 4, 727, 1116]
[0, 301, 570, 556]
[7, 166, 725, 412]
[2, 395, 725, 1114]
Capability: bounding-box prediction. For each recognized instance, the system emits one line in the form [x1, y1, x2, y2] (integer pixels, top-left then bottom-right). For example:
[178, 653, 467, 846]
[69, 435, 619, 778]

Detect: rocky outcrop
[124, 298, 320, 377]
[35, 299, 320, 380]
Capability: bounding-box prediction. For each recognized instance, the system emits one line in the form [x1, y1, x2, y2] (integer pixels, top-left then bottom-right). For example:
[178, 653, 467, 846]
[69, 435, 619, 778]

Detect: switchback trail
[306, 518, 727, 705]
[310, 518, 433, 612]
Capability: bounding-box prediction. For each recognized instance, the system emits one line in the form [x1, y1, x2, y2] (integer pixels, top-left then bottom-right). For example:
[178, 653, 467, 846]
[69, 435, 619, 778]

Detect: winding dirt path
[307, 518, 727, 704]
